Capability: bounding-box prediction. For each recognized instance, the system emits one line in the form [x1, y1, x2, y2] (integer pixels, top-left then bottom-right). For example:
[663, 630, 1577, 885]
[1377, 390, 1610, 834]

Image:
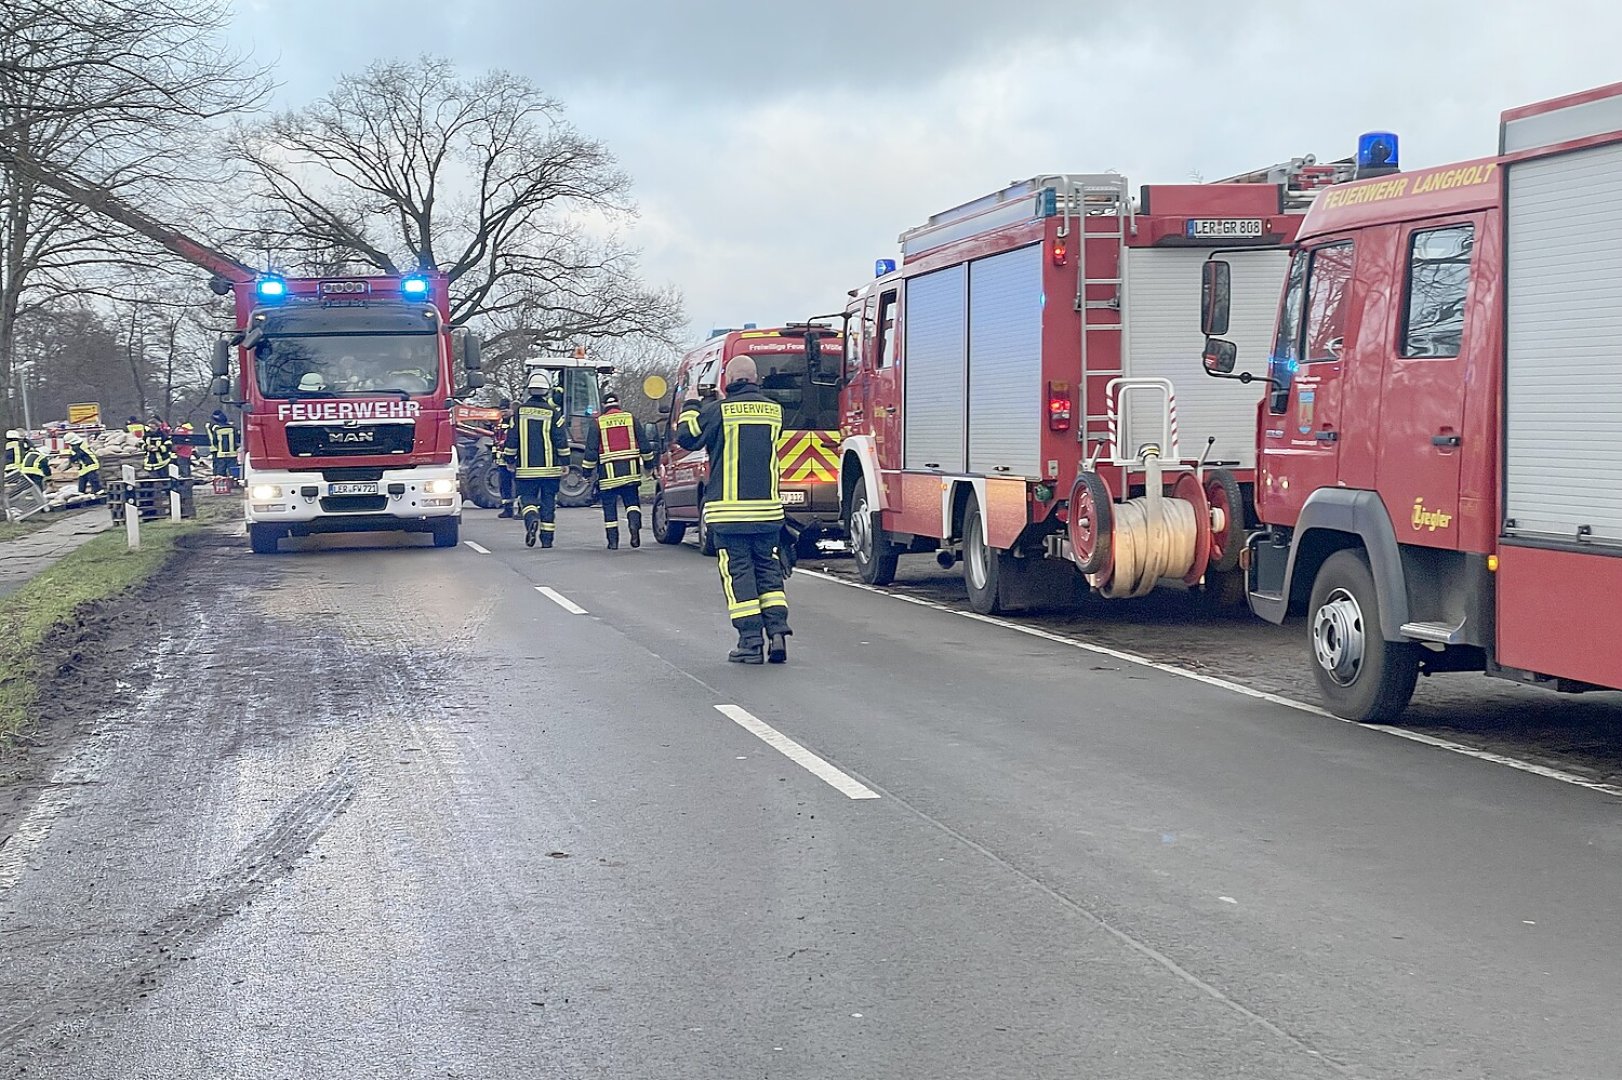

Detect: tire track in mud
[0, 754, 356, 1054]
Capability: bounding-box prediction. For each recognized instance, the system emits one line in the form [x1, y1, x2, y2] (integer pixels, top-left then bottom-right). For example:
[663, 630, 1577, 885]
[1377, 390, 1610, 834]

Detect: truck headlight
[424, 478, 459, 495]
[249, 483, 281, 500]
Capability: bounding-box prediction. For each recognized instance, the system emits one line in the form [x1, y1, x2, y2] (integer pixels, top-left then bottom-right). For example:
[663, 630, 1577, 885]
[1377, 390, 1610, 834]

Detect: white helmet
[297, 372, 328, 392]
[64, 432, 84, 445]
[526, 371, 553, 395]
[4, 429, 19, 440]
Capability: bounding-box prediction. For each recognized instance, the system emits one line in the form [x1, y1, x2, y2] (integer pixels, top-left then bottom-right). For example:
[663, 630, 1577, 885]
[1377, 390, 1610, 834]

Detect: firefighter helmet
[64, 432, 84, 445]
[526, 371, 553, 396]
[4, 429, 19, 440]
[297, 372, 327, 392]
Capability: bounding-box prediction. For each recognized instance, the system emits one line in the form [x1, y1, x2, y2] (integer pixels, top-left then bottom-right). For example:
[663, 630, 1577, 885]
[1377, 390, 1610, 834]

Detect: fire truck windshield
[752, 349, 839, 430]
[254, 333, 443, 399]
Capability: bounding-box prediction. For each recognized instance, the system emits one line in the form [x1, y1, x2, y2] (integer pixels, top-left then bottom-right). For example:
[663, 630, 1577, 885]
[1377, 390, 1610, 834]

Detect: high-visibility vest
[585, 409, 649, 490]
[511, 399, 567, 479]
[18, 448, 48, 481]
[208, 422, 238, 457]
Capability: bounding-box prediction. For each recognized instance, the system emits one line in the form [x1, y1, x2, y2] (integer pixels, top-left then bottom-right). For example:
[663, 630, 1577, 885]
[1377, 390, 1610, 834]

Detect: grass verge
[0, 519, 196, 744]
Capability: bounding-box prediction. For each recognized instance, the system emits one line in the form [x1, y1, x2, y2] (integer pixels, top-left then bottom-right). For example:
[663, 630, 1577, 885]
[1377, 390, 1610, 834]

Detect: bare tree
[232, 56, 683, 344]
[0, 0, 270, 428]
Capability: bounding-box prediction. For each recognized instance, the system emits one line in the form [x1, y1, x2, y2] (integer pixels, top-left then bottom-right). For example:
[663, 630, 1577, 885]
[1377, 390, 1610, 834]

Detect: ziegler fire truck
[1200, 85, 1622, 721]
[652, 324, 844, 557]
[816, 169, 1324, 614]
[217, 272, 486, 554]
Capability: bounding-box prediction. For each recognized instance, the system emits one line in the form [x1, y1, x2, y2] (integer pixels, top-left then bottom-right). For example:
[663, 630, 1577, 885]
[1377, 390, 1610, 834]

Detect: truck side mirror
[462, 332, 483, 371]
[211, 375, 231, 398]
[642, 421, 663, 452]
[1201, 260, 1232, 337]
[1202, 338, 1239, 376]
[210, 338, 231, 377]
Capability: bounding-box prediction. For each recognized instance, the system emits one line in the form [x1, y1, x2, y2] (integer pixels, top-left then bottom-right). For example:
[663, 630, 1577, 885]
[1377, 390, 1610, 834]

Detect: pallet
[108, 478, 195, 524]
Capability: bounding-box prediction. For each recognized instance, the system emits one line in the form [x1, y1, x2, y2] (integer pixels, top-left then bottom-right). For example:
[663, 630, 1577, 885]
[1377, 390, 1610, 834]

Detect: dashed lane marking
[797, 570, 1622, 801]
[464, 541, 490, 554]
[716, 704, 880, 800]
[535, 586, 587, 615]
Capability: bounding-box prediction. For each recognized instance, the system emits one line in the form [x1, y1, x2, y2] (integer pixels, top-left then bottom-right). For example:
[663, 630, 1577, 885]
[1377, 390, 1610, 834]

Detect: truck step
[1400, 620, 1466, 645]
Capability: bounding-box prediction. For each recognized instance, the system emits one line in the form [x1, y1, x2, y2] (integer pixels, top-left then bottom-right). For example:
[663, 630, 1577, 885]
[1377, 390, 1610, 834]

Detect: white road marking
[534, 586, 587, 614]
[715, 704, 880, 800]
[464, 540, 490, 554]
[797, 569, 1622, 801]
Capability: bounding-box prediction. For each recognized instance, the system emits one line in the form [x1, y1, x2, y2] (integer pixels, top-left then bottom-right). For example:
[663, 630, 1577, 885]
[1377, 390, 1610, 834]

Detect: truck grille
[286, 423, 415, 457]
[319, 495, 388, 514]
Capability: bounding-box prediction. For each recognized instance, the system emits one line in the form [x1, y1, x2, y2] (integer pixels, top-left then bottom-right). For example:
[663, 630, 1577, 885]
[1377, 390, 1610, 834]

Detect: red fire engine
[1201, 85, 1622, 720]
[652, 324, 844, 557]
[219, 272, 485, 554]
[817, 169, 1319, 614]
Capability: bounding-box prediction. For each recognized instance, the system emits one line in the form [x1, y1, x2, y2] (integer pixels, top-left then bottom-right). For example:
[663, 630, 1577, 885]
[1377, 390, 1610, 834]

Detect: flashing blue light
[1357, 132, 1399, 172]
[400, 274, 430, 298]
[255, 275, 288, 300]
[742, 322, 757, 330]
[875, 258, 897, 278]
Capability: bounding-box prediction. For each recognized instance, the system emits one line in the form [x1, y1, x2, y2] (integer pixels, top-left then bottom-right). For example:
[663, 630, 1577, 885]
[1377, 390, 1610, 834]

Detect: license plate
[328, 482, 378, 496]
[780, 490, 807, 506]
[1186, 218, 1264, 239]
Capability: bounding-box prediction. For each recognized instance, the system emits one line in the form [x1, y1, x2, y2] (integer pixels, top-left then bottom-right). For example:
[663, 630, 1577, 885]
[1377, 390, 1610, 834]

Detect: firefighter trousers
[498, 465, 514, 510]
[600, 484, 641, 534]
[716, 527, 790, 645]
[78, 470, 103, 495]
[515, 476, 559, 538]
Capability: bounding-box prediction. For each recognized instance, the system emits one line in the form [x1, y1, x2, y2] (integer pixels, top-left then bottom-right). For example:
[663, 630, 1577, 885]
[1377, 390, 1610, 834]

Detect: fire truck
[1199, 85, 1622, 721]
[219, 271, 486, 554]
[815, 169, 1319, 614]
[651, 324, 844, 557]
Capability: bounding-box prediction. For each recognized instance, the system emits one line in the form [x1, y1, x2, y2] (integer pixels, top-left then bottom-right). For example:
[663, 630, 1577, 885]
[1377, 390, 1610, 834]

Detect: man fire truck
[1199, 87, 1622, 720]
[216, 271, 486, 554]
[651, 324, 844, 559]
[817, 168, 1319, 615]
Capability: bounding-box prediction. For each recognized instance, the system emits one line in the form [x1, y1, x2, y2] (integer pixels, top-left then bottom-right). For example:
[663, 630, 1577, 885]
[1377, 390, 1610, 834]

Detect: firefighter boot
[628, 507, 642, 548]
[499, 500, 514, 519]
[524, 513, 538, 548]
[767, 631, 789, 665]
[728, 638, 765, 665]
[606, 524, 619, 551]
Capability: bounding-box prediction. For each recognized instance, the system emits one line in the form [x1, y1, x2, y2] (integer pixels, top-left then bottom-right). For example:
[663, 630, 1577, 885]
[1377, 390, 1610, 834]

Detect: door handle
[1314, 430, 1338, 442]
[1431, 434, 1462, 447]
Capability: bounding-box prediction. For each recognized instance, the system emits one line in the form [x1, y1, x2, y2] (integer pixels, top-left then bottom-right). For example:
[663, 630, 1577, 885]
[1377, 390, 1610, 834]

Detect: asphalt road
[3, 506, 1622, 1078]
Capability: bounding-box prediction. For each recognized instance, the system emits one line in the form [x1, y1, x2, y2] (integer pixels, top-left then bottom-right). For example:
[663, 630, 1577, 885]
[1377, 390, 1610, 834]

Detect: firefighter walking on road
[675, 355, 792, 664]
[505, 372, 569, 548]
[584, 392, 654, 549]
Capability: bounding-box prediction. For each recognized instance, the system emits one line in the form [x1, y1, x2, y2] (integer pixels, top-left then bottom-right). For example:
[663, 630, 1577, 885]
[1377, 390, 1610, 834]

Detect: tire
[466, 450, 503, 510]
[248, 524, 279, 555]
[652, 489, 687, 545]
[962, 499, 1013, 616]
[1204, 467, 1245, 573]
[848, 484, 898, 586]
[431, 518, 460, 548]
[1067, 471, 1114, 576]
[697, 492, 717, 557]
[557, 465, 596, 508]
[1199, 566, 1249, 610]
[1307, 549, 1420, 722]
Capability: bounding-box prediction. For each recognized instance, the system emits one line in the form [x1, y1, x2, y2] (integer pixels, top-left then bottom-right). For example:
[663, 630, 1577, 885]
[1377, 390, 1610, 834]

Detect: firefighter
[493, 398, 516, 518]
[141, 417, 174, 478]
[175, 421, 196, 479]
[207, 409, 239, 481]
[3, 429, 22, 474]
[584, 391, 653, 549]
[125, 415, 145, 439]
[675, 355, 792, 664]
[504, 372, 569, 548]
[64, 433, 103, 495]
[16, 436, 50, 493]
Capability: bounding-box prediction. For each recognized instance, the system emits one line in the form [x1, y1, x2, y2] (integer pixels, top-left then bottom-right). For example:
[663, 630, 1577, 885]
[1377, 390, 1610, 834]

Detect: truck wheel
[652, 490, 687, 545]
[557, 466, 596, 508]
[1205, 468, 1245, 573]
[698, 493, 717, 557]
[248, 524, 280, 555]
[849, 485, 898, 586]
[962, 500, 1013, 616]
[1199, 567, 1249, 610]
[1307, 549, 1419, 722]
[466, 451, 503, 510]
[1067, 471, 1114, 577]
[431, 518, 460, 548]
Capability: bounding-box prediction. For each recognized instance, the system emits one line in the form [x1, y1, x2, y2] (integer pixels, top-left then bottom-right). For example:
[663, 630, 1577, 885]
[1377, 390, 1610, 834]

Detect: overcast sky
[234, 0, 1619, 344]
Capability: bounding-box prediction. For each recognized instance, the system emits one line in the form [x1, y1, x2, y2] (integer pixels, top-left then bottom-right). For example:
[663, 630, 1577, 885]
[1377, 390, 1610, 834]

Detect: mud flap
[990, 555, 1084, 613]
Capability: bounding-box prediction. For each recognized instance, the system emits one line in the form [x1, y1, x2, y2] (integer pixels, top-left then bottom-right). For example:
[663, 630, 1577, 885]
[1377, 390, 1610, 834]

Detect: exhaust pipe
[936, 550, 958, 569]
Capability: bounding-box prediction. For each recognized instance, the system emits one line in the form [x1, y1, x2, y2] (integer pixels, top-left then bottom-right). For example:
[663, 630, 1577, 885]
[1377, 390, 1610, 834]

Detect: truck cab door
[869, 286, 902, 472]
[1374, 218, 1479, 549]
[1257, 240, 1358, 525]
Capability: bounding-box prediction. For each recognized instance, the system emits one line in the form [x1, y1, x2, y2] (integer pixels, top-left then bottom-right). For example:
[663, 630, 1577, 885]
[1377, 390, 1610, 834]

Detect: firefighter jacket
[3, 438, 21, 473]
[504, 395, 569, 479]
[675, 381, 783, 528]
[126, 422, 145, 438]
[208, 421, 238, 459]
[18, 446, 50, 483]
[142, 426, 174, 472]
[491, 419, 515, 466]
[584, 407, 653, 490]
[67, 444, 100, 474]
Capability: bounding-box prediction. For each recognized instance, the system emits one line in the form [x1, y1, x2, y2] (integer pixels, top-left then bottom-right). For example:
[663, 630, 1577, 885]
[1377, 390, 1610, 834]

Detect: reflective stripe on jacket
[675, 381, 783, 526]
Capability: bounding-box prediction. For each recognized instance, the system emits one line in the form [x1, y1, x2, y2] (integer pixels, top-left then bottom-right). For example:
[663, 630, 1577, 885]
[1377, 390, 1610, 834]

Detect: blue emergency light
[1356, 132, 1399, 178]
[875, 258, 897, 278]
[255, 274, 288, 300]
[400, 273, 430, 298]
